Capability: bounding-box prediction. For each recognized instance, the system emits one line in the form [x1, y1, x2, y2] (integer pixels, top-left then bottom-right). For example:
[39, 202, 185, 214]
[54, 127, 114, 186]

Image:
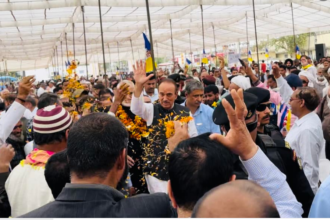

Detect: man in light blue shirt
[143, 77, 158, 103]
[181, 80, 220, 135]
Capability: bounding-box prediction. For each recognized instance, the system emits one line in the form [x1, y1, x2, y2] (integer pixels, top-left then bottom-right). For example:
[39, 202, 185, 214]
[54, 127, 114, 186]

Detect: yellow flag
[146, 57, 157, 73]
[202, 57, 208, 64]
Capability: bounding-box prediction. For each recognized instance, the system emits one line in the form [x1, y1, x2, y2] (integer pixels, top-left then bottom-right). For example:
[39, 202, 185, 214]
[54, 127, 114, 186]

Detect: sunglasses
[256, 103, 272, 112]
[302, 80, 309, 84]
[246, 116, 258, 132]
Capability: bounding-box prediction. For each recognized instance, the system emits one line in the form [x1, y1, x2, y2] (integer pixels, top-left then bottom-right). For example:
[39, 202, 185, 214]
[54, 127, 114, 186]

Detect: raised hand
[133, 60, 154, 86]
[168, 121, 189, 152]
[219, 56, 225, 69]
[114, 83, 130, 104]
[0, 144, 15, 172]
[210, 89, 258, 160]
[18, 76, 35, 100]
[272, 64, 281, 79]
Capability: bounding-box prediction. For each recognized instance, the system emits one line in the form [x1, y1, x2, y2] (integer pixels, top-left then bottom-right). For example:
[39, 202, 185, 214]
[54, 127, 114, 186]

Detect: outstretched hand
[133, 60, 154, 86]
[168, 121, 189, 152]
[18, 76, 35, 99]
[0, 144, 15, 172]
[272, 64, 281, 79]
[114, 83, 129, 104]
[210, 89, 258, 160]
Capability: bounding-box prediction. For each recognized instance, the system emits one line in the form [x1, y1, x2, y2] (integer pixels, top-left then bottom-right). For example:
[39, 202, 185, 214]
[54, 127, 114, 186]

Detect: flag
[202, 49, 208, 64]
[248, 50, 253, 62]
[265, 48, 269, 58]
[186, 58, 192, 65]
[146, 57, 158, 73]
[296, 45, 301, 59]
[143, 33, 151, 51]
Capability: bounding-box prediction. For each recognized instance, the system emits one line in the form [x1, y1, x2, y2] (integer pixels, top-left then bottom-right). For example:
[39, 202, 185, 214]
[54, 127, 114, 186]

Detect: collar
[295, 111, 314, 126]
[143, 88, 158, 97]
[57, 183, 124, 202]
[302, 64, 312, 70]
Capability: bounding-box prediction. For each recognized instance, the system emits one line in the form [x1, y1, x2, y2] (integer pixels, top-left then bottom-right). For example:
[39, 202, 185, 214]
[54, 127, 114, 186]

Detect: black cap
[213, 92, 258, 125]
[168, 74, 180, 83]
[245, 87, 270, 105]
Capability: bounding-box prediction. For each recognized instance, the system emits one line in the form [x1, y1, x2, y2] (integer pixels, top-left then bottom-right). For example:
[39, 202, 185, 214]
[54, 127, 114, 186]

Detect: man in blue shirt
[309, 174, 330, 217]
[182, 80, 220, 135]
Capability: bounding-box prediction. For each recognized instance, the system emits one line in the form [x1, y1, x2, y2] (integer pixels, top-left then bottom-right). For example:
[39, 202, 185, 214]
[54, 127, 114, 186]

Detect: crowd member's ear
[65, 129, 69, 139]
[167, 181, 178, 209]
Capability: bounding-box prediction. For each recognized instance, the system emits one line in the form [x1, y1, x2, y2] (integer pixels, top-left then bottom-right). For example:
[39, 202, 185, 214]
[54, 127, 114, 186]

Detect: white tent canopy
[0, 0, 330, 71]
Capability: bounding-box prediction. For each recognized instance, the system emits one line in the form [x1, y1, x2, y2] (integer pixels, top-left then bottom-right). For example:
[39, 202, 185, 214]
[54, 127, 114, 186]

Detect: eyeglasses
[256, 103, 272, 112]
[13, 125, 22, 130]
[246, 116, 258, 132]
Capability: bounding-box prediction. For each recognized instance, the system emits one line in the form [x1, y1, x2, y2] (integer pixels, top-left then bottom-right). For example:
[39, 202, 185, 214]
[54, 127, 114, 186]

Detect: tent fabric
[0, 0, 330, 71]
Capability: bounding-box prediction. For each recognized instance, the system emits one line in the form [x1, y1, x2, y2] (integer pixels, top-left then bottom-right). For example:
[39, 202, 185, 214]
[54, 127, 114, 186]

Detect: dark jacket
[20, 183, 176, 218]
[0, 172, 11, 217]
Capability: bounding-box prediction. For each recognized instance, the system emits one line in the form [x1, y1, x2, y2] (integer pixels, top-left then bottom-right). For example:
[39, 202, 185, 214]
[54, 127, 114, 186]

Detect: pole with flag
[143, 33, 158, 73]
[248, 50, 253, 62]
[296, 45, 301, 59]
[265, 48, 269, 59]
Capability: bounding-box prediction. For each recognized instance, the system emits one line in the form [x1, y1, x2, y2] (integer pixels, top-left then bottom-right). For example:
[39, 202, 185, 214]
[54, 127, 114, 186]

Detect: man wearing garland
[131, 61, 198, 193]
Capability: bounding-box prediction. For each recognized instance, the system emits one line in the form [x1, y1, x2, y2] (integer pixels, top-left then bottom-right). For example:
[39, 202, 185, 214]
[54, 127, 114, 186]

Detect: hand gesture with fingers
[18, 76, 36, 99]
[210, 89, 258, 160]
[133, 60, 154, 86]
[114, 83, 129, 104]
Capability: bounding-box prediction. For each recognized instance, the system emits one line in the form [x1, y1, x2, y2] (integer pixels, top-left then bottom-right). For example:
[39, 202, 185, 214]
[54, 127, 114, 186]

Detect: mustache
[262, 115, 270, 120]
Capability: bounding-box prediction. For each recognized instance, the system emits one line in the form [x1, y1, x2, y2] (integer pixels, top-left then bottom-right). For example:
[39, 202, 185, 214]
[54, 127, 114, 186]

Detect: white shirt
[276, 76, 293, 106]
[285, 112, 323, 194]
[130, 93, 198, 137]
[46, 86, 54, 93]
[23, 107, 38, 120]
[5, 164, 54, 217]
[143, 88, 159, 103]
[0, 101, 26, 144]
[37, 87, 46, 97]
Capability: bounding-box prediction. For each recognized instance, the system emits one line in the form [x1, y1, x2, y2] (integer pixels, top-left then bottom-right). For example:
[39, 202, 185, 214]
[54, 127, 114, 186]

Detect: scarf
[302, 64, 312, 70]
[22, 148, 55, 168]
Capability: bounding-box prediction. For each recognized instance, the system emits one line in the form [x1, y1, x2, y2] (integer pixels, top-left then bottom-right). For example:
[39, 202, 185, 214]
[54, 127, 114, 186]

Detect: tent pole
[82, 6, 89, 80]
[169, 19, 175, 63]
[252, 0, 259, 64]
[61, 41, 64, 78]
[72, 23, 75, 60]
[145, 0, 156, 75]
[108, 44, 112, 73]
[291, 2, 296, 51]
[201, 5, 205, 53]
[56, 46, 59, 77]
[212, 23, 216, 54]
[246, 12, 249, 57]
[117, 42, 120, 71]
[98, 0, 107, 87]
[65, 33, 69, 62]
[130, 38, 135, 61]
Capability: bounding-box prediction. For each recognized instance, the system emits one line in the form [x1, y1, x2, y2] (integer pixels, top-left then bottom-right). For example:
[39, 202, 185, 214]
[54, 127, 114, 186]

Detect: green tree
[269, 33, 309, 57]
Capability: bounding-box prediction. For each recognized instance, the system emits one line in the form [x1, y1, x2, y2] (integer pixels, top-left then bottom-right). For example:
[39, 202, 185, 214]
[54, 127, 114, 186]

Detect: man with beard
[204, 85, 219, 107]
[6, 120, 26, 169]
[21, 113, 176, 217]
[131, 61, 197, 193]
[5, 105, 72, 217]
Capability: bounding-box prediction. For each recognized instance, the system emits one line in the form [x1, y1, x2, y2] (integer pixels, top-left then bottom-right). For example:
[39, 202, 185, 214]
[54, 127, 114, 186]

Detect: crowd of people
[0, 54, 330, 218]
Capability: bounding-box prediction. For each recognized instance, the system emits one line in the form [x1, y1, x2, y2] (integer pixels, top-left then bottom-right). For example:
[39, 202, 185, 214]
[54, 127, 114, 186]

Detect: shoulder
[121, 193, 175, 217]
[174, 103, 189, 112]
[201, 103, 214, 114]
[19, 201, 57, 217]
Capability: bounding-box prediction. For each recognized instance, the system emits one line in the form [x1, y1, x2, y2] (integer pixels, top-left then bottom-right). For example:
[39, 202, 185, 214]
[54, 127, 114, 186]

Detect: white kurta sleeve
[0, 101, 26, 144]
[276, 76, 293, 105]
[130, 93, 154, 126]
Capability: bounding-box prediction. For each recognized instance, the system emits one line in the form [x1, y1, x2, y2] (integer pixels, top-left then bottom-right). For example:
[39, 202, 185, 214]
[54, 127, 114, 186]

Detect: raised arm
[273, 65, 293, 105]
[210, 89, 303, 218]
[219, 57, 230, 89]
[131, 60, 155, 126]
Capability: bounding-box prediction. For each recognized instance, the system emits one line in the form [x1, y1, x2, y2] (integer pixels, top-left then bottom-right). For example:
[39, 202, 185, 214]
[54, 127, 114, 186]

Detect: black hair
[296, 87, 320, 111]
[291, 70, 301, 75]
[5, 94, 16, 105]
[34, 129, 68, 146]
[45, 150, 70, 198]
[0, 102, 5, 111]
[279, 65, 287, 70]
[38, 93, 60, 109]
[204, 85, 219, 94]
[169, 133, 234, 210]
[93, 83, 105, 90]
[62, 79, 68, 85]
[99, 89, 111, 97]
[26, 96, 37, 107]
[267, 74, 276, 82]
[53, 87, 61, 94]
[67, 113, 128, 179]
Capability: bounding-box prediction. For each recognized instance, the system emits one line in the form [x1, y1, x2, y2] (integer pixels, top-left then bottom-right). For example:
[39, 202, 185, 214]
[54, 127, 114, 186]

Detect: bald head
[192, 180, 279, 218]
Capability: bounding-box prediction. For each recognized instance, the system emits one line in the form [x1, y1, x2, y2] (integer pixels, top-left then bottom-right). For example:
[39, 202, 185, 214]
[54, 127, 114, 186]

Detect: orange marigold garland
[116, 105, 150, 140]
[163, 115, 193, 138]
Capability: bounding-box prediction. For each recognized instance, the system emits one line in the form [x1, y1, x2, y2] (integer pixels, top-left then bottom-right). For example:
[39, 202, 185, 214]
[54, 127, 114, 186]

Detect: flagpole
[291, 2, 296, 53]
[82, 6, 89, 79]
[98, 0, 107, 85]
[145, 0, 157, 76]
[246, 13, 249, 59]
[252, 0, 259, 65]
[169, 19, 175, 63]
